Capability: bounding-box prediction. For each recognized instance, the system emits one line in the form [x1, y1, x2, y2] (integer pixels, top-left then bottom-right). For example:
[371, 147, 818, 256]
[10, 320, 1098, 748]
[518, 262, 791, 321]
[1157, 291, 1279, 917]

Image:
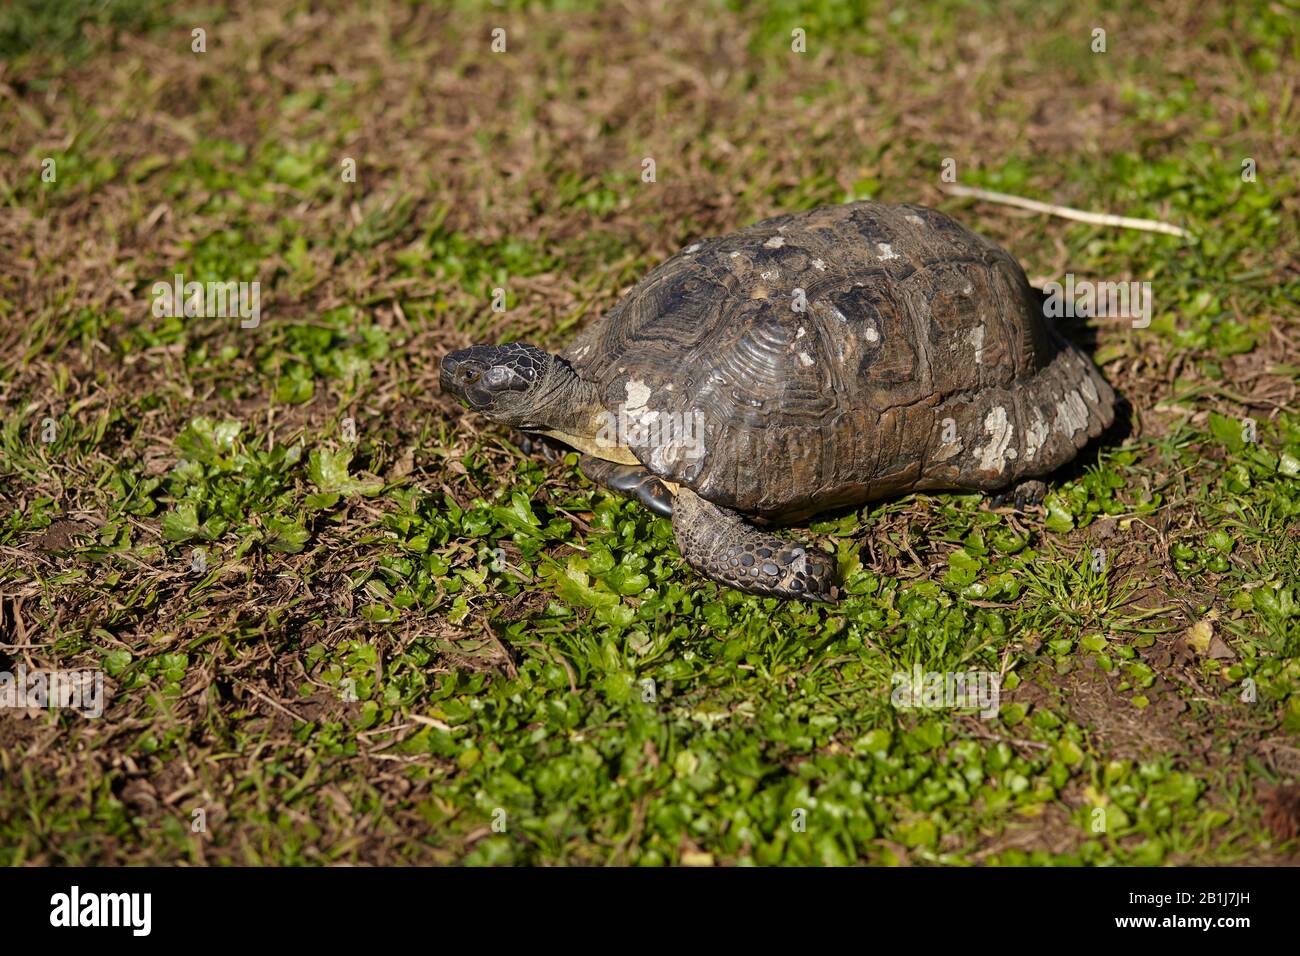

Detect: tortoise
[440, 201, 1115, 602]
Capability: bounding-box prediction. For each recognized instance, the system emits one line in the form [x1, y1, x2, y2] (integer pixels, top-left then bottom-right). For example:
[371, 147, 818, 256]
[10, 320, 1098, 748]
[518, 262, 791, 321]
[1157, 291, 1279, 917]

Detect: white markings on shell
[621, 377, 660, 444]
[812, 258, 826, 271]
[1024, 408, 1049, 461]
[760, 269, 780, 281]
[967, 325, 985, 364]
[625, 379, 652, 410]
[763, 236, 786, 249]
[1054, 390, 1090, 437]
[864, 323, 880, 343]
[787, 325, 813, 366]
[876, 242, 900, 260]
[975, 406, 1014, 474]
[905, 214, 925, 226]
[1080, 375, 1099, 404]
[685, 243, 700, 254]
[622, 379, 706, 473]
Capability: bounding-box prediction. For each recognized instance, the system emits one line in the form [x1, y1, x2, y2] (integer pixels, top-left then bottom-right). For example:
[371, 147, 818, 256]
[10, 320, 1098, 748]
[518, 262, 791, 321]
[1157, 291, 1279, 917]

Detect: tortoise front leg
[988, 479, 1047, 511]
[578, 455, 674, 518]
[671, 488, 839, 602]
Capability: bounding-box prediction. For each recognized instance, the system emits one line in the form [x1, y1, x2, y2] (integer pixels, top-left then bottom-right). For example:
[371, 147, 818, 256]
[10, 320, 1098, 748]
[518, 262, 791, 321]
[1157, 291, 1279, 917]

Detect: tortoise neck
[529, 358, 606, 438]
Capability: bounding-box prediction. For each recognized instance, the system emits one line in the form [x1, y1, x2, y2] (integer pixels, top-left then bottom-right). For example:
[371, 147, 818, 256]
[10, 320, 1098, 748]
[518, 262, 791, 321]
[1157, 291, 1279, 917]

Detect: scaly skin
[671, 488, 839, 602]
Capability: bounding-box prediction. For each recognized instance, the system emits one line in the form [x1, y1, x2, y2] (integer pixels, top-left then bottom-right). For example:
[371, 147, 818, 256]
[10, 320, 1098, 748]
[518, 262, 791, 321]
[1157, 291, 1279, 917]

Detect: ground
[1, 0, 1298, 865]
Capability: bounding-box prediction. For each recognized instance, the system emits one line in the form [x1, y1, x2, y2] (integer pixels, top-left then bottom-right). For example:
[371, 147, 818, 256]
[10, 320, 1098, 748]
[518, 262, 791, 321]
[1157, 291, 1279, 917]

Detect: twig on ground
[944, 184, 1191, 238]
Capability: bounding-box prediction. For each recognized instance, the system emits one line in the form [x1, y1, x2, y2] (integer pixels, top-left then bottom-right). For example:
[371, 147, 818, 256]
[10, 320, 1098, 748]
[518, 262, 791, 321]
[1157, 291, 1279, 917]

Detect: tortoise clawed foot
[799, 549, 841, 603]
[710, 540, 840, 602]
[762, 544, 840, 602]
[990, 479, 1047, 512]
[672, 488, 840, 603]
[635, 478, 674, 518]
[580, 456, 674, 518]
[1014, 480, 1048, 510]
[518, 432, 563, 463]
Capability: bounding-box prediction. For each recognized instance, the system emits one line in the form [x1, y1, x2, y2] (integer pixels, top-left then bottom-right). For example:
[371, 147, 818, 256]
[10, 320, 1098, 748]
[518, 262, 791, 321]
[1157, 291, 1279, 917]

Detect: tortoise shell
[563, 201, 1114, 522]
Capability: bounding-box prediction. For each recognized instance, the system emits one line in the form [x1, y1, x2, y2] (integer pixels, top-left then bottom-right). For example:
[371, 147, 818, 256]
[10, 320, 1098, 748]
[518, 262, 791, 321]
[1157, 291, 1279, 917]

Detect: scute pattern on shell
[562, 201, 1115, 521]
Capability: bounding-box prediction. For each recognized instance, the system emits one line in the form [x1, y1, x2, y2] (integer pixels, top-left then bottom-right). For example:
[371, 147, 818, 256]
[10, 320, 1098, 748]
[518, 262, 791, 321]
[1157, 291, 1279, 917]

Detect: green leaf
[103, 649, 133, 676]
[161, 502, 201, 541]
[275, 365, 315, 404]
[1055, 739, 1084, 766]
[1207, 412, 1245, 452]
[550, 561, 620, 610]
[943, 547, 981, 587]
[308, 448, 383, 497]
[175, 417, 242, 464]
[263, 515, 310, 553]
[491, 492, 542, 534]
[1043, 493, 1075, 533]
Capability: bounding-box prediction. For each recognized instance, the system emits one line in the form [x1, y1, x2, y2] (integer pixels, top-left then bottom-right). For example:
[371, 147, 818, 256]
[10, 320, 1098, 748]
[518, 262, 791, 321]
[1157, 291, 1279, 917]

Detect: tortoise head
[440, 343, 556, 427]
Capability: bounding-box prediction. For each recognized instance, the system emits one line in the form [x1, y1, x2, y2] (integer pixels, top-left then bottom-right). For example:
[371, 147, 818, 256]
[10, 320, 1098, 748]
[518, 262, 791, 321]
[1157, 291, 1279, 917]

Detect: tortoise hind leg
[579, 455, 674, 518]
[671, 488, 839, 602]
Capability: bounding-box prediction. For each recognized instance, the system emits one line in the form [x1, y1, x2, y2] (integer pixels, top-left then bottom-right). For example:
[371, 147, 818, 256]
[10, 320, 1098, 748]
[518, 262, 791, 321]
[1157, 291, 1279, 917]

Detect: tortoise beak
[441, 347, 495, 408]
[439, 352, 463, 394]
